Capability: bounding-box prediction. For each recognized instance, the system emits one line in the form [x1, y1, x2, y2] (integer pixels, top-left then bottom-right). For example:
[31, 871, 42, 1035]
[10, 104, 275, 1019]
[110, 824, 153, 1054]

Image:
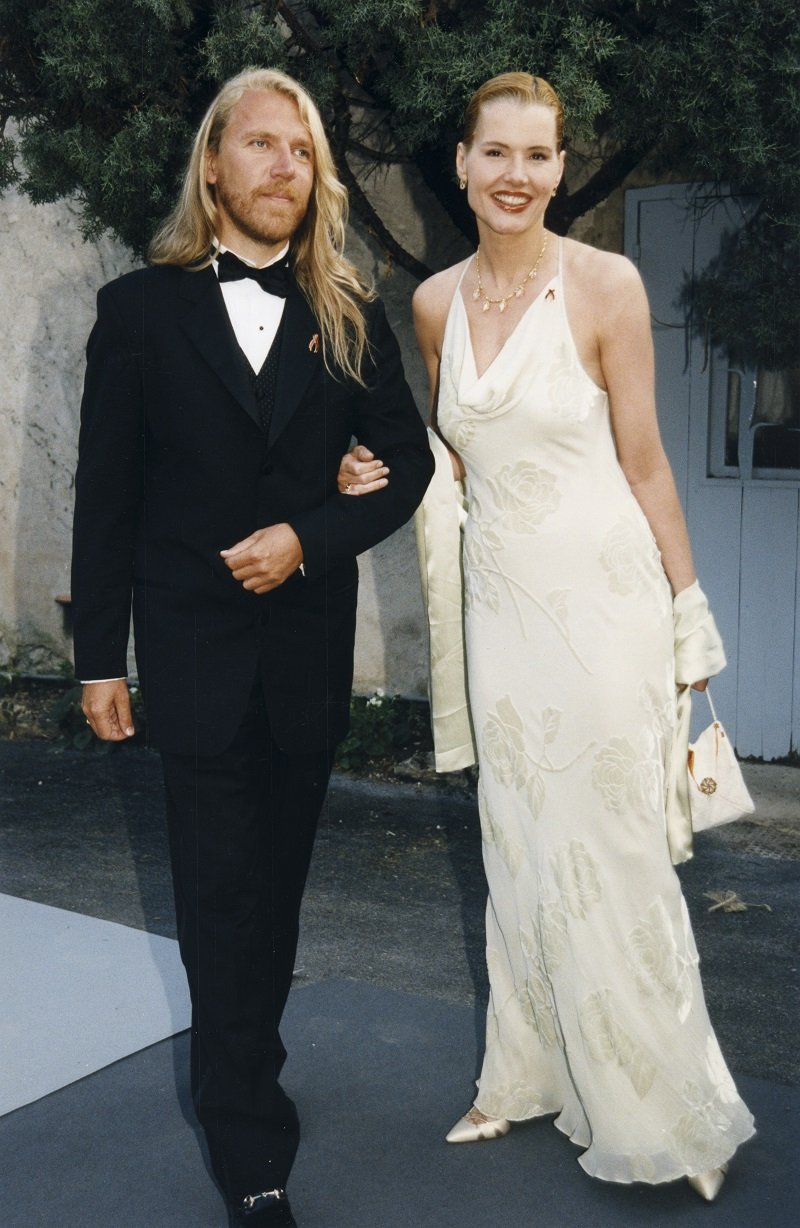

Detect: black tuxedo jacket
[71, 263, 433, 756]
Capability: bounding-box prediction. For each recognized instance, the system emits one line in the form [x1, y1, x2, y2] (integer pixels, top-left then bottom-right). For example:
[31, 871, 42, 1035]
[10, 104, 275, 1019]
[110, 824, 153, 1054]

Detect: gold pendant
[472, 288, 481, 301]
[498, 300, 506, 313]
[481, 300, 491, 313]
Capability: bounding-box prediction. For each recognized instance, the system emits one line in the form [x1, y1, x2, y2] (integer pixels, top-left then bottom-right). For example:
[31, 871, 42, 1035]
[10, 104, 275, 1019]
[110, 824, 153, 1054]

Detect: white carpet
[1, 893, 190, 1115]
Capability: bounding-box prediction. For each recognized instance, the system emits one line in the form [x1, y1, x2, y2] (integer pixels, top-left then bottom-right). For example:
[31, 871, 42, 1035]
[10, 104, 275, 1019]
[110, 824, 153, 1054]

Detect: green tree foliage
[1, 0, 797, 365]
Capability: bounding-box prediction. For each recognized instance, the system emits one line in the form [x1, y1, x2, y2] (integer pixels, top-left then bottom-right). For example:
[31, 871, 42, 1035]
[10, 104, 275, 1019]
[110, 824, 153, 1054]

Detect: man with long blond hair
[71, 67, 432, 1226]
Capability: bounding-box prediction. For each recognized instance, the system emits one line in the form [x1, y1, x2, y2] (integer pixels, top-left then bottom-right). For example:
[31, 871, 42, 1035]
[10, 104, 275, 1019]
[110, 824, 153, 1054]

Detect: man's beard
[214, 177, 307, 247]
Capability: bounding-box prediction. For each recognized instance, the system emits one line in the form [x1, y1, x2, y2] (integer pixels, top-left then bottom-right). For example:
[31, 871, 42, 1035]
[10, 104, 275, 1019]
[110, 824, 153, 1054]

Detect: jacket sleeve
[70, 283, 144, 681]
[288, 296, 434, 579]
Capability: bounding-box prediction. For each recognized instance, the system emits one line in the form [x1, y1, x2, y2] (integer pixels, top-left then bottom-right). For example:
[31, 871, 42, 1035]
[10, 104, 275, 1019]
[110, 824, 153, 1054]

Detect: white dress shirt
[213, 241, 289, 372]
[81, 241, 291, 684]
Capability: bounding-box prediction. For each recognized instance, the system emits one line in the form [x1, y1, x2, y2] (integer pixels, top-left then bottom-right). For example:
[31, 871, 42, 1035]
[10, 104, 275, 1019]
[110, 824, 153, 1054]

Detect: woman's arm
[597, 256, 697, 596]
[412, 271, 466, 481]
[337, 265, 467, 493]
[592, 254, 709, 689]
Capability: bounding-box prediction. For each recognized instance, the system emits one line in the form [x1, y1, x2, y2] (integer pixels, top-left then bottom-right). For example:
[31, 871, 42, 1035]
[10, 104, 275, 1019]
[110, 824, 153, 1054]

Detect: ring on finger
[345, 483, 353, 492]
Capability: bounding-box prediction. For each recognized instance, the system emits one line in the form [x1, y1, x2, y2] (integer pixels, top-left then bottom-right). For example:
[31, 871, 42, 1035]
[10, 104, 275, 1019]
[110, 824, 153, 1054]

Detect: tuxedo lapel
[267, 281, 321, 449]
[176, 265, 260, 429]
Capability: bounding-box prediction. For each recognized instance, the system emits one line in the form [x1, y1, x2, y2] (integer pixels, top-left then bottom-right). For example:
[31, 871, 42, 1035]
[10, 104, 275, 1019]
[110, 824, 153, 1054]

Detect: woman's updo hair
[462, 72, 564, 150]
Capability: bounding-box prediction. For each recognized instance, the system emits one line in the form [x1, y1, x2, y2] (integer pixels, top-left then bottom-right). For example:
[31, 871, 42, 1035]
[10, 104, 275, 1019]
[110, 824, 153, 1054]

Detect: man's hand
[82, 680, 135, 741]
[221, 523, 303, 593]
[337, 444, 389, 495]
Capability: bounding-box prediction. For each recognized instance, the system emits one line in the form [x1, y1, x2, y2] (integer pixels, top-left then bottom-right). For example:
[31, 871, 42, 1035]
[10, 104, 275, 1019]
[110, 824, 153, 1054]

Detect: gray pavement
[0, 741, 797, 1086]
[0, 741, 798, 1226]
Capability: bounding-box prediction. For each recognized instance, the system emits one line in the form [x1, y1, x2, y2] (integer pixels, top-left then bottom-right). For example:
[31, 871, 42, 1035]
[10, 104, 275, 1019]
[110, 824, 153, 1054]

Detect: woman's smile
[492, 191, 532, 211]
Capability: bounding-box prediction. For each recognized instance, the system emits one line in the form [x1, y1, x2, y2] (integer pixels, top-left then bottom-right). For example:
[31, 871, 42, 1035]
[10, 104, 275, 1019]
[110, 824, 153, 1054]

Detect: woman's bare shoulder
[564, 237, 644, 301]
[560, 234, 648, 329]
[412, 260, 470, 327]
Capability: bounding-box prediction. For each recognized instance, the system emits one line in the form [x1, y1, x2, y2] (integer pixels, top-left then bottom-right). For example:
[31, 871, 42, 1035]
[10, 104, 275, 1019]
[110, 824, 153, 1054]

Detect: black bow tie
[216, 250, 291, 297]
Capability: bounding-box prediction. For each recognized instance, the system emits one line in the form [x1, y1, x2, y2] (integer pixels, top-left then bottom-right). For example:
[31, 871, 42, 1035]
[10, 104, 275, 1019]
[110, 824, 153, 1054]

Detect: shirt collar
[211, 239, 290, 273]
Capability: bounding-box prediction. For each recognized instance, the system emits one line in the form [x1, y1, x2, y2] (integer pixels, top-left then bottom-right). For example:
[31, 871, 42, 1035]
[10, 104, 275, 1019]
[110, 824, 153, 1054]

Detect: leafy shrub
[335, 692, 432, 772]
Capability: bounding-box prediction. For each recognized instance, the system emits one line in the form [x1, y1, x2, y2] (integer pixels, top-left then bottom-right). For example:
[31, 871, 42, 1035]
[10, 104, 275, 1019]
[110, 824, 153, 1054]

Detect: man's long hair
[149, 68, 373, 383]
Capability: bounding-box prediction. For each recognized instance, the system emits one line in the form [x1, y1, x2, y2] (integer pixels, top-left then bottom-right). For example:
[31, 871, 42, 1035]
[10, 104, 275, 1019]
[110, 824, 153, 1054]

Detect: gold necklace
[473, 234, 549, 313]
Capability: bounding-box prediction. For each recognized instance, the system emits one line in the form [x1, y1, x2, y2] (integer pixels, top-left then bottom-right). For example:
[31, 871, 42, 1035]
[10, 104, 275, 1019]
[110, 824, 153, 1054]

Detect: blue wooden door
[625, 184, 800, 758]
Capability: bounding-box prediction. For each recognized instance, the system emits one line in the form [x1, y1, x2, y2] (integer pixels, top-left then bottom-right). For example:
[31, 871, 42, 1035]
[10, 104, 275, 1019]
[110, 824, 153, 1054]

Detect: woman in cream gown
[340, 73, 754, 1199]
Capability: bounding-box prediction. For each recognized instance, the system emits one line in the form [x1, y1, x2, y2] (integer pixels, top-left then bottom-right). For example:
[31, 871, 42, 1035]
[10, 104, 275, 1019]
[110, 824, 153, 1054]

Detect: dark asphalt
[0, 738, 797, 1088]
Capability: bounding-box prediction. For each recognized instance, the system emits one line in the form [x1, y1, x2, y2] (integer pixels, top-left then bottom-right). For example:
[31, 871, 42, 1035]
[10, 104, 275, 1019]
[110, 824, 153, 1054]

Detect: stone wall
[0, 188, 137, 677]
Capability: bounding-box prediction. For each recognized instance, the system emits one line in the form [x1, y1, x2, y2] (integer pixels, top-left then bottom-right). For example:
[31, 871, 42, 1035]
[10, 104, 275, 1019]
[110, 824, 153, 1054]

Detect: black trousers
[161, 684, 334, 1199]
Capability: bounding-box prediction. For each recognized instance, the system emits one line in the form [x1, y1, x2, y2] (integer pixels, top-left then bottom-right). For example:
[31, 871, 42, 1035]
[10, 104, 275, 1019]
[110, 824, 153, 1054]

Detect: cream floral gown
[437, 240, 754, 1183]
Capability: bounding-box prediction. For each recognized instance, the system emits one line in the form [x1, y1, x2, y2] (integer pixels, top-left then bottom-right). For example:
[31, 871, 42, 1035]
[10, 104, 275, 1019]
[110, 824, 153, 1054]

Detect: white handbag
[687, 689, 754, 831]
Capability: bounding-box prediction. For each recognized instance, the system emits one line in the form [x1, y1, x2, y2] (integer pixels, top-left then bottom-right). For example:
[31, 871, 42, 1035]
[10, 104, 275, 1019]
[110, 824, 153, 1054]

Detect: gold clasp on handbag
[688, 721, 723, 794]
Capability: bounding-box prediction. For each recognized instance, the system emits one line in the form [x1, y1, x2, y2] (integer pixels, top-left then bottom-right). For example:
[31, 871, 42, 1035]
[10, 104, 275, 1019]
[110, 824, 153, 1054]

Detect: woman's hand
[337, 444, 389, 495]
[691, 679, 708, 692]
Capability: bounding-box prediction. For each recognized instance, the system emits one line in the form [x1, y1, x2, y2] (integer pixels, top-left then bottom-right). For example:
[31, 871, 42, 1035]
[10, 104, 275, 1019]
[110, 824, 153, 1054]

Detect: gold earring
[551, 185, 559, 197]
[459, 178, 467, 190]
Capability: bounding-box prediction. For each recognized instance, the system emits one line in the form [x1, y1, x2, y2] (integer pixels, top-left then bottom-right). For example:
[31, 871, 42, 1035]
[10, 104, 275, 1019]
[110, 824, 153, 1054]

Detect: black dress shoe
[228, 1187, 297, 1227]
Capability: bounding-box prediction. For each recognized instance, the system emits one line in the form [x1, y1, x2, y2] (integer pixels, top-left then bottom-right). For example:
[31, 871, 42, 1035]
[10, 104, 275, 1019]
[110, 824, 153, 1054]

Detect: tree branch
[337, 149, 432, 281]
[275, 1, 326, 56]
[347, 137, 412, 165]
[279, 9, 434, 281]
[556, 143, 649, 229]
